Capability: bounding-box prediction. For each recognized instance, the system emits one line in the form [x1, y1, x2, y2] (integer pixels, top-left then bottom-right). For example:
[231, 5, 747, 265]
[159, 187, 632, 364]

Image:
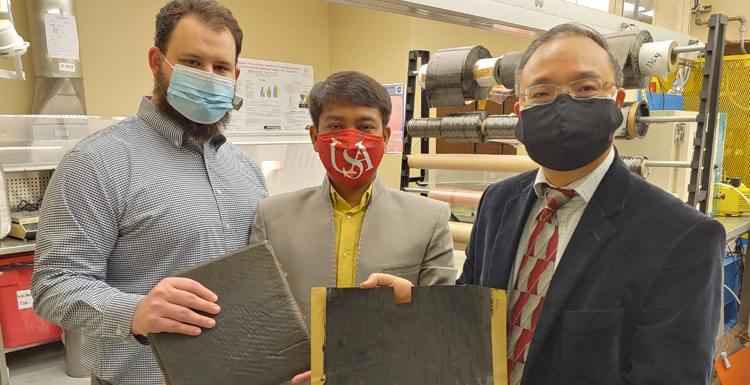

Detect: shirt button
[346, 214, 352, 219]
[343, 253, 349, 259]
[173, 140, 180, 147]
[216, 189, 223, 195]
[225, 223, 231, 230]
[115, 328, 122, 336]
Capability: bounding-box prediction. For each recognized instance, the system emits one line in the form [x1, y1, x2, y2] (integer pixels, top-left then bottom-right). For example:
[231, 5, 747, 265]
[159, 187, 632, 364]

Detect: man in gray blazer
[249, 71, 456, 330]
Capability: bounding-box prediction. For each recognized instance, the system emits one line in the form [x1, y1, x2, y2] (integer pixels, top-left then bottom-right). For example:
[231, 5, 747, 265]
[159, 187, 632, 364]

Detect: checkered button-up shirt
[31, 96, 269, 385]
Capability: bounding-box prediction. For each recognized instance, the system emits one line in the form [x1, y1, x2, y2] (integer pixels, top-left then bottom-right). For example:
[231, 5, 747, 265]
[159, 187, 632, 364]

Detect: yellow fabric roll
[429, 188, 483, 207]
[449, 221, 473, 244]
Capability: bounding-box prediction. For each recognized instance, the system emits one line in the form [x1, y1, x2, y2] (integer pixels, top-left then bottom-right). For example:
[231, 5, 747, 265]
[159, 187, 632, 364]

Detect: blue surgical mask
[161, 55, 236, 124]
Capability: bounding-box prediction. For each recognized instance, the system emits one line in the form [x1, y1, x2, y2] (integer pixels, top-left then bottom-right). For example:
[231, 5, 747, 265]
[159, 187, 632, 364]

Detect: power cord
[726, 284, 742, 305]
[13, 199, 41, 212]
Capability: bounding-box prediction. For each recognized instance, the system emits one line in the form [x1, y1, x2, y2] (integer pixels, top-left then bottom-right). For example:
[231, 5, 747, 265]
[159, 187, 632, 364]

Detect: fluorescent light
[574, 0, 610, 12]
[564, 0, 610, 12]
[261, 160, 282, 174]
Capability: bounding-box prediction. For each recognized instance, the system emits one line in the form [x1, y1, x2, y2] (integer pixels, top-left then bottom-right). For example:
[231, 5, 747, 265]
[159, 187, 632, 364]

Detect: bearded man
[31, 1, 268, 384]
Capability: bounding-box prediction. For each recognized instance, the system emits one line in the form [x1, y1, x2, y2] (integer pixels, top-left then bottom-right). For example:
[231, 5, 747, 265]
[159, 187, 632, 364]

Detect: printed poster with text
[229, 58, 314, 132]
[384, 84, 405, 153]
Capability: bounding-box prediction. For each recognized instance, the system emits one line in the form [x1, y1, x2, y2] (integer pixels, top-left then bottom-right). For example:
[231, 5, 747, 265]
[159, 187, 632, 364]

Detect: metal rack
[400, 50, 431, 192]
[687, 13, 728, 214]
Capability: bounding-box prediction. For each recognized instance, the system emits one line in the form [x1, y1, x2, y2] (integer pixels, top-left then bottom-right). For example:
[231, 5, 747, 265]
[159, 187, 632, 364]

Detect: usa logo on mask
[317, 129, 385, 187]
[329, 138, 375, 180]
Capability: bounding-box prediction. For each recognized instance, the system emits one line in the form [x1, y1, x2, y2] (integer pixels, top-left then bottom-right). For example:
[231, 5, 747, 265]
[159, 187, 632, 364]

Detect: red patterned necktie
[507, 185, 577, 385]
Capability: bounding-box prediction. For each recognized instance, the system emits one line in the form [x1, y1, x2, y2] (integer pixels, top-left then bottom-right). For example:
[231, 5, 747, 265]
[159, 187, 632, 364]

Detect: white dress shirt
[506, 147, 615, 306]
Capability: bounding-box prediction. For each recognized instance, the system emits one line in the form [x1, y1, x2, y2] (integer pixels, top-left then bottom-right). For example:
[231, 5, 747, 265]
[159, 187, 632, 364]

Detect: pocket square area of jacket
[149, 241, 311, 385]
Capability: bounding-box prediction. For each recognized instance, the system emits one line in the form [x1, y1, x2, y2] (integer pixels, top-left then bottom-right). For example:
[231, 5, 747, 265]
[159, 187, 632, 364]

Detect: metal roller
[474, 57, 503, 87]
[441, 111, 488, 143]
[637, 115, 698, 124]
[620, 155, 651, 179]
[406, 118, 442, 138]
[482, 115, 518, 139]
[424, 45, 494, 107]
[646, 160, 691, 168]
[673, 43, 705, 54]
[614, 101, 650, 140]
[605, 30, 654, 89]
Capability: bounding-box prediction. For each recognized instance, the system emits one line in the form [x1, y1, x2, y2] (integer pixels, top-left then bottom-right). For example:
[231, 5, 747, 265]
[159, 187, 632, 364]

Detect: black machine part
[615, 100, 650, 140]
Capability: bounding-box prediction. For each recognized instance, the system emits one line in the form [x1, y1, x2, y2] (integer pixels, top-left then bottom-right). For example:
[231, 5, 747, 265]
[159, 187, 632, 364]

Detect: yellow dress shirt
[331, 183, 373, 288]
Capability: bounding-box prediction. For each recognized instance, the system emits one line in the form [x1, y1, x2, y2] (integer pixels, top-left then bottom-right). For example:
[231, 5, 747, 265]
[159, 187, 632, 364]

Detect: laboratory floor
[6, 341, 89, 385]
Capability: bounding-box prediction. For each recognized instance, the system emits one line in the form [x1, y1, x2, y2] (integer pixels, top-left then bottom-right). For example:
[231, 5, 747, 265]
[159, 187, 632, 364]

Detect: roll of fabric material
[620, 155, 651, 178]
[604, 30, 654, 89]
[406, 114, 518, 141]
[448, 221, 473, 244]
[419, 56, 502, 90]
[499, 51, 524, 91]
[441, 111, 488, 143]
[483, 115, 518, 139]
[425, 45, 494, 107]
[417, 64, 428, 90]
[406, 117, 443, 138]
[428, 188, 484, 208]
[639, 40, 679, 79]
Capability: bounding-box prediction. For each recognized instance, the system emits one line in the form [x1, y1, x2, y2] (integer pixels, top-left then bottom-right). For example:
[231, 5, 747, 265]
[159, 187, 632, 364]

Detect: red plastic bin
[0, 253, 62, 349]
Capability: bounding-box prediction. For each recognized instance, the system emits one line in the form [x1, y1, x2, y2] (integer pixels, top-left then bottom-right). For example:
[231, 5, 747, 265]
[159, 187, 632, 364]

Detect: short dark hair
[515, 23, 623, 95]
[155, 0, 243, 61]
[309, 71, 392, 130]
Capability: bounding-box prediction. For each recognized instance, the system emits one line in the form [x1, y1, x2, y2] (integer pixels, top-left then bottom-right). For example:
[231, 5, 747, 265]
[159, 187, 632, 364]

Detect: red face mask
[317, 129, 385, 187]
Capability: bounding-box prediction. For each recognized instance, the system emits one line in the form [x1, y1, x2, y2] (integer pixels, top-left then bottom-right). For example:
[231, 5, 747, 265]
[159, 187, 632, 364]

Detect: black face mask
[516, 94, 623, 171]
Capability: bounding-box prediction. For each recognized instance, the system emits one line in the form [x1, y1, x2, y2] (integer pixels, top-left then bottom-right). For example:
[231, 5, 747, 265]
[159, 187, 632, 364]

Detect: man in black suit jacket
[456, 24, 724, 384]
[369, 23, 724, 385]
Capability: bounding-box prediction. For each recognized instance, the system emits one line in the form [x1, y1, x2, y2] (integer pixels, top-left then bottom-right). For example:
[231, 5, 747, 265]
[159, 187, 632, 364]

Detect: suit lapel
[522, 200, 615, 372]
[354, 176, 385, 283]
[522, 152, 631, 374]
[485, 173, 538, 288]
[316, 176, 338, 287]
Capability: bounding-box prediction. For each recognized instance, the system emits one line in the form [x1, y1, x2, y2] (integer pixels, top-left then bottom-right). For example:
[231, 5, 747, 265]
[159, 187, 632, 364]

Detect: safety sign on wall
[384, 84, 405, 153]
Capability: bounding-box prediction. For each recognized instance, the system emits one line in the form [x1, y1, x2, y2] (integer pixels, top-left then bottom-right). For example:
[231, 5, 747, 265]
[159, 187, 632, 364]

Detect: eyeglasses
[521, 78, 617, 106]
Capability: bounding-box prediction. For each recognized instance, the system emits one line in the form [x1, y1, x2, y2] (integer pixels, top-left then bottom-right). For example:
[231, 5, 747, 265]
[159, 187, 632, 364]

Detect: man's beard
[153, 68, 232, 143]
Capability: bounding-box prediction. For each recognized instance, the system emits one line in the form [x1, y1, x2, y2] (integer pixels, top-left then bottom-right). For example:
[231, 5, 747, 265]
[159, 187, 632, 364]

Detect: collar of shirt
[136, 96, 227, 150]
[330, 182, 374, 214]
[532, 147, 615, 202]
